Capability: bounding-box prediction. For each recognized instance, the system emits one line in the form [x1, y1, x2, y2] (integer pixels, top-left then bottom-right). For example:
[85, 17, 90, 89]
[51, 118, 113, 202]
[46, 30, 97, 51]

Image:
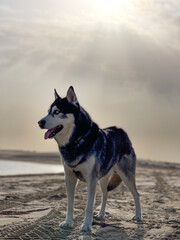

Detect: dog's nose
[38, 120, 45, 128]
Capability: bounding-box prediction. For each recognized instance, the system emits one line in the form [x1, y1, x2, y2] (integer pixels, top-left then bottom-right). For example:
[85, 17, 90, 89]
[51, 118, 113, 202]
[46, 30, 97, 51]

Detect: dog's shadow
[57, 219, 145, 240]
[92, 220, 145, 240]
[78, 220, 145, 240]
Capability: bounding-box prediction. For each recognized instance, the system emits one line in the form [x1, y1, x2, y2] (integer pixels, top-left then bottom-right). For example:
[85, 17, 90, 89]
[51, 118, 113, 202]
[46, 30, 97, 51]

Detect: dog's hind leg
[116, 156, 142, 221]
[96, 176, 109, 219]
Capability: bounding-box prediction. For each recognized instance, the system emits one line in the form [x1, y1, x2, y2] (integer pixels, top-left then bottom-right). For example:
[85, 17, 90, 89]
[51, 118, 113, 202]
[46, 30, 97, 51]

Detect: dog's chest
[64, 155, 96, 182]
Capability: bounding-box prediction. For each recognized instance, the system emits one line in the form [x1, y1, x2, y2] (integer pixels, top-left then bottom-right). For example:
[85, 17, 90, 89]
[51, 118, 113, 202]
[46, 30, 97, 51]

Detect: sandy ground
[0, 157, 179, 239]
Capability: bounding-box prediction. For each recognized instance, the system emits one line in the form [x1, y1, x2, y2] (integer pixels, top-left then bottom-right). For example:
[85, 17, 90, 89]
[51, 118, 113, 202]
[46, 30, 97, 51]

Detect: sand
[0, 153, 179, 239]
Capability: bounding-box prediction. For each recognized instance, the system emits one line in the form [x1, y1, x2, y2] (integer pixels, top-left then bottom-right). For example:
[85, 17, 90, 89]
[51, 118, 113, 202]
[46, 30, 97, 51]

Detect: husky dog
[38, 86, 141, 232]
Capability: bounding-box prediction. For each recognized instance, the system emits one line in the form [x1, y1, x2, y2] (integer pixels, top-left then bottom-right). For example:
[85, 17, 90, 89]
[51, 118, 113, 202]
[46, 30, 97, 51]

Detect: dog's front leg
[80, 177, 97, 232]
[60, 167, 77, 229]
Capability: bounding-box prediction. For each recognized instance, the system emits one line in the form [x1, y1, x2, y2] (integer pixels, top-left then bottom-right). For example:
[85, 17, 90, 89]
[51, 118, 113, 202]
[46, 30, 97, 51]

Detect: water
[0, 160, 64, 176]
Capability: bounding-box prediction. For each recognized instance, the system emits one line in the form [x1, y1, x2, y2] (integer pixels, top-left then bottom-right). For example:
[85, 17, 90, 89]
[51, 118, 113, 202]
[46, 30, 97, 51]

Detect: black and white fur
[38, 86, 141, 232]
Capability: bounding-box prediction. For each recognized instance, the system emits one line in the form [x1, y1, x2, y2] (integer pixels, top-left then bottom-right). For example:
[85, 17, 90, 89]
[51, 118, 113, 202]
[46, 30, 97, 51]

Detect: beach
[0, 150, 179, 239]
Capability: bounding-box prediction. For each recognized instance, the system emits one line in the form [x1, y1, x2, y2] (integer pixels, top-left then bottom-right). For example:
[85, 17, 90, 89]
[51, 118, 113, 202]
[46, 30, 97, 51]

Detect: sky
[0, 0, 180, 163]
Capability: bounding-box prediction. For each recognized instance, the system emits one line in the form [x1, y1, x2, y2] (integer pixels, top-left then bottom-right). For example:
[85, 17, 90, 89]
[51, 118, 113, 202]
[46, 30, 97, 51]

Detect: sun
[94, 0, 133, 18]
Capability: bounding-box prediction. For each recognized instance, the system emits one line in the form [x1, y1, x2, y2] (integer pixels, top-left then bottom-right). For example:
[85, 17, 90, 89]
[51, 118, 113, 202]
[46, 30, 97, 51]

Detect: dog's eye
[54, 110, 60, 115]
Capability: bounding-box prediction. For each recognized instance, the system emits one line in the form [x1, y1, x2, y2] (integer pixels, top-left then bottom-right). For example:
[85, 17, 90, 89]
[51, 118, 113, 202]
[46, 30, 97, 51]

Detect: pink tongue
[44, 128, 55, 140]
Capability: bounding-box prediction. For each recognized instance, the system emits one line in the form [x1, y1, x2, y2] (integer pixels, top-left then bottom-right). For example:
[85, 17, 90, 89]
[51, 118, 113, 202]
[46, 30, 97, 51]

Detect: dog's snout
[38, 120, 46, 128]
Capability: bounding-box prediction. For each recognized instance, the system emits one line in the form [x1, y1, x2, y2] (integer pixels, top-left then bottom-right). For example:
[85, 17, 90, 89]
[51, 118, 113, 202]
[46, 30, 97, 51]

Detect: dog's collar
[59, 123, 99, 150]
[59, 128, 90, 149]
[73, 135, 84, 145]
[65, 135, 85, 149]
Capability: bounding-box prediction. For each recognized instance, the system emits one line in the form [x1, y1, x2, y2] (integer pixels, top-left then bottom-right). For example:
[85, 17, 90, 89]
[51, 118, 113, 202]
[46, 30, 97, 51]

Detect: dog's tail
[107, 173, 122, 192]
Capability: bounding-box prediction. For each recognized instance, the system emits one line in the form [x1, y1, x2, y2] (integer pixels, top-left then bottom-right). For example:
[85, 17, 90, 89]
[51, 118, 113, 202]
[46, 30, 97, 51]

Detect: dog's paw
[59, 221, 73, 229]
[132, 215, 142, 221]
[95, 213, 105, 220]
[80, 223, 92, 232]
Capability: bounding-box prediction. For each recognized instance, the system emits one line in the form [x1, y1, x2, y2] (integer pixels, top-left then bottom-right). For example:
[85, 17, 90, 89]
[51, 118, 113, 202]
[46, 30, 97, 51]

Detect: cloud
[1, 16, 180, 102]
[0, 5, 15, 14]
[0, 0, 180, 162]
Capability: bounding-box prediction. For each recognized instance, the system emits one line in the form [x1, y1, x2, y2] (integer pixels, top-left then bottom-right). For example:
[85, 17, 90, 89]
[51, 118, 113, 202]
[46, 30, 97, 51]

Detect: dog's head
[38, 86, 79, 144]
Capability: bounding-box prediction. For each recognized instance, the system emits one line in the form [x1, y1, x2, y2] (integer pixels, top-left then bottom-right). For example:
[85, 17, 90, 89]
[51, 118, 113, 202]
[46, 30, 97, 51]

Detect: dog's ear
[54, 89, 61, 100]
[66, 86, 78, 104]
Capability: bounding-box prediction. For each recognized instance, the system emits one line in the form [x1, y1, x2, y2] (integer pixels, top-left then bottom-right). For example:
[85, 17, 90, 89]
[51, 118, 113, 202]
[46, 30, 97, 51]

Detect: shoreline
[0, 149, 179, 171]
[0, 149, 61, 165]
[0, 172, 64, 178]
[0, 150, 179, 181]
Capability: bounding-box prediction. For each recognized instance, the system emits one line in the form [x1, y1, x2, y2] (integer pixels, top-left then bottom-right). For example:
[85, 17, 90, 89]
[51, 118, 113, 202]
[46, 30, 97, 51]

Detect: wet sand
[0, 152, 179, 239]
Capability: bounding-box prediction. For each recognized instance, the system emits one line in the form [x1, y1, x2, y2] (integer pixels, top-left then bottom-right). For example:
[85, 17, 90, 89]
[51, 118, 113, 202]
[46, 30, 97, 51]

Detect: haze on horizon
[0, 0, 180, 163]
